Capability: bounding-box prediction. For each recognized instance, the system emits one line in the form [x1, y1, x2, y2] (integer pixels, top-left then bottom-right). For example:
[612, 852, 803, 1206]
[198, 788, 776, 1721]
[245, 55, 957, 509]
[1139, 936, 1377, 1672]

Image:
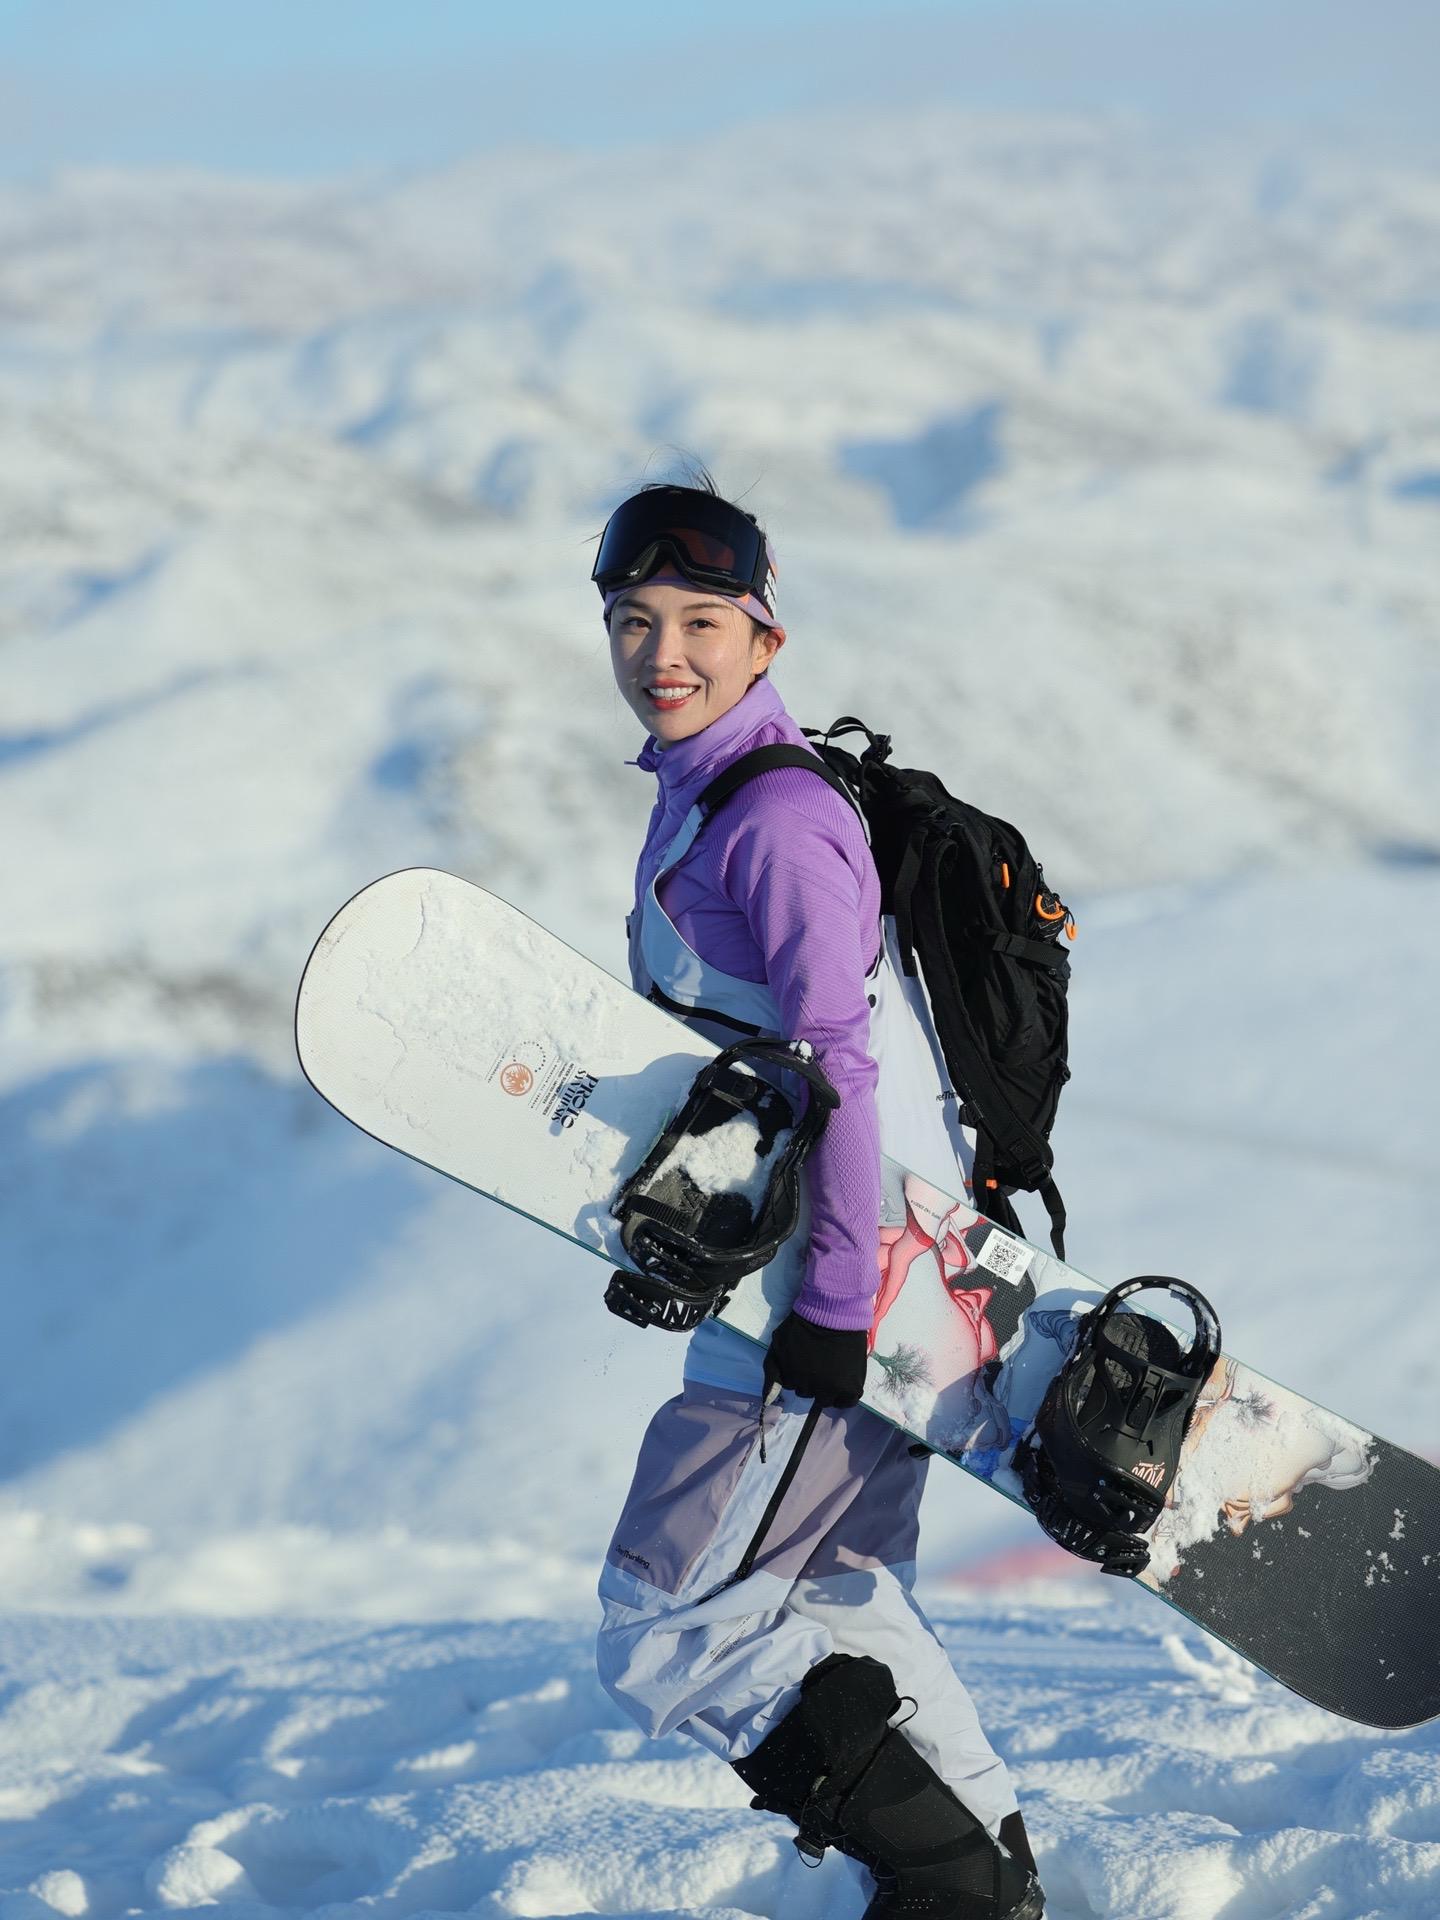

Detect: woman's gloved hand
[763, 1309, 869, 1409]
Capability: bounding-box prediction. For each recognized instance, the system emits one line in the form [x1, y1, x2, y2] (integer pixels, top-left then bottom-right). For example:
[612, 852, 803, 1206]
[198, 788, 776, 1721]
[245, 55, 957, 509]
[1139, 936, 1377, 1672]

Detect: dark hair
[618, 457, 775, 664]
[635, 456, 766, 538]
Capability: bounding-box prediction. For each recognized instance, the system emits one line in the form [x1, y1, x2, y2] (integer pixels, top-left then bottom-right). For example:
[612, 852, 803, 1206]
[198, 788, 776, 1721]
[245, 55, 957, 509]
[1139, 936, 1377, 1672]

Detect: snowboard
[296, 867, 1440, 1731]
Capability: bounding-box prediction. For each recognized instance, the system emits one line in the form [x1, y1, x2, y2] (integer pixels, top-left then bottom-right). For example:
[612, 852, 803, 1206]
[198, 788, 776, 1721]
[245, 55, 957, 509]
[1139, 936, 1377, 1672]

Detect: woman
[593, 474, 1044, 1920]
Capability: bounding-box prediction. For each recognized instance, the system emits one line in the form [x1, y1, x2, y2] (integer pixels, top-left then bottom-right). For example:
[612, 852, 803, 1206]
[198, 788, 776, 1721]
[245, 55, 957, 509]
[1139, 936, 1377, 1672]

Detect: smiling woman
[588, 469, 1045, 1918]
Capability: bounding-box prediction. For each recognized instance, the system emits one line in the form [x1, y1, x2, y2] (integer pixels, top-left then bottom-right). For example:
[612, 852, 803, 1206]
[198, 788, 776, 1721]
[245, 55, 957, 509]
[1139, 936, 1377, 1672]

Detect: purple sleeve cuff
[791, 1276, 878, 1332]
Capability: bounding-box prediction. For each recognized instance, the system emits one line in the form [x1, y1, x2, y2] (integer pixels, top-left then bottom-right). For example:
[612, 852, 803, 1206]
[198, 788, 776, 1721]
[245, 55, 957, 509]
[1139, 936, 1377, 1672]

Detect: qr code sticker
[975, 1231, 1032, 1286]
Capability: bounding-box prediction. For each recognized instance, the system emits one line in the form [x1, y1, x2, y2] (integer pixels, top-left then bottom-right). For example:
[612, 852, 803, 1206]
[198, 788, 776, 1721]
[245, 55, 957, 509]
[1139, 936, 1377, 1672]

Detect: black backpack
[689, 716, 1075, 1259]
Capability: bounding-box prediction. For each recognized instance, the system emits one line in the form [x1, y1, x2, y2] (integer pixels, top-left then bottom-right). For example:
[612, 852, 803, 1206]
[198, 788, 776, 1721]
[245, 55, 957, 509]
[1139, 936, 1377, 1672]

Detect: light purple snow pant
[595, 1379, 1018, 1837]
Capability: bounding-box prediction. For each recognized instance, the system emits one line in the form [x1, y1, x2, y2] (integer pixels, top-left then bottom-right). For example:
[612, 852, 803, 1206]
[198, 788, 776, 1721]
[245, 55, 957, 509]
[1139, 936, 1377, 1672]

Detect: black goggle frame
[592, 487, 774, 614]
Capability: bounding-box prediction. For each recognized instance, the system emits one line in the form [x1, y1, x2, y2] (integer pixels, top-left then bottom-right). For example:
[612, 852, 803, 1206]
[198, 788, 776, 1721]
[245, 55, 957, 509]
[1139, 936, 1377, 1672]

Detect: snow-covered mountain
[3, 105, 1440, 1920]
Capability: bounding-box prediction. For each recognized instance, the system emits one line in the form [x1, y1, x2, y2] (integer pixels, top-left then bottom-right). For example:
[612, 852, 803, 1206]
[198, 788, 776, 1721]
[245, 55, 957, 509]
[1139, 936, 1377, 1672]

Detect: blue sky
[1, 0, 1434, 178]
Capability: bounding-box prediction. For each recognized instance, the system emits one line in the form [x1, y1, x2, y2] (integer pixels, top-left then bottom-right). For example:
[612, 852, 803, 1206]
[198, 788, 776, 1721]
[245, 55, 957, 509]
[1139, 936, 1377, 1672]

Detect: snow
[2, 1607, 1438, 1920]
[647, 1107, 794, 1217]
[3, 107, 1440, 1916]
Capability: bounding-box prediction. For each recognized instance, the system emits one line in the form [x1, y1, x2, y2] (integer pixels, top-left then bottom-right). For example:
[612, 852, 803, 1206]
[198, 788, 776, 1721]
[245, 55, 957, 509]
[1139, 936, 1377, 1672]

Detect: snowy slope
[2, 1606, 1439, 1920]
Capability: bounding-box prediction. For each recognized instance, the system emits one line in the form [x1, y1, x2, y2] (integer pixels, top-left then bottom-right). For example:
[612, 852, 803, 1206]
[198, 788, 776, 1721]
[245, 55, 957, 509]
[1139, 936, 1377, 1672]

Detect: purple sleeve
[720, 774, 882, 1332]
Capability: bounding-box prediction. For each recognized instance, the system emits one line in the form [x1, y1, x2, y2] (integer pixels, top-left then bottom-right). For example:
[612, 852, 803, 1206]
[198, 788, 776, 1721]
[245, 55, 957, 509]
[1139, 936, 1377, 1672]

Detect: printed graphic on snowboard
[296, 868, 1440, 1730]
[868, 1172, 1035, 1475]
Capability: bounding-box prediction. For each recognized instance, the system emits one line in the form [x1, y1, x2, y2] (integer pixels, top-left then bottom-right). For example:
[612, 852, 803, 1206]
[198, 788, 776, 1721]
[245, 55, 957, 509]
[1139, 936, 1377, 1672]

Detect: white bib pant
[596, 798, 1020, 1836]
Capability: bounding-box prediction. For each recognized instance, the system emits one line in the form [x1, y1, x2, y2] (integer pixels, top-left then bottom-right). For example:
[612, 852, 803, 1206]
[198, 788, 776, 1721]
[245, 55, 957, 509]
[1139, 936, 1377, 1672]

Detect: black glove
[763, 1309, 869, 1409]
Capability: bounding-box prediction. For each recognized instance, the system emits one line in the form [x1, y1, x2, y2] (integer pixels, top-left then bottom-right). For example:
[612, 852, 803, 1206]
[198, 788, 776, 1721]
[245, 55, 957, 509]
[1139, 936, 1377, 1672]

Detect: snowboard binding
[1018, 1276, 1222, 1577]
[606, 1039, 840, 1332]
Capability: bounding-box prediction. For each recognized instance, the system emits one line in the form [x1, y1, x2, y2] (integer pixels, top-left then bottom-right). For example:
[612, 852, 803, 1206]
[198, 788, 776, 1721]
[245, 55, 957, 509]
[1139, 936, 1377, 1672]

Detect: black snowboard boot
[732, 1653, 1044, 1919]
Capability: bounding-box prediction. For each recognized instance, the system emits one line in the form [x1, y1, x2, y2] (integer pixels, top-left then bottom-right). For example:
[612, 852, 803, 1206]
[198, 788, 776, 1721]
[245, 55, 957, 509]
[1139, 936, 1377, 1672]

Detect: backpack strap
[892, 833, 925, 978]
[697, 744, 862, 823]
[1038, 1176, 1067, 1262]
[987, 930, 1071, 972]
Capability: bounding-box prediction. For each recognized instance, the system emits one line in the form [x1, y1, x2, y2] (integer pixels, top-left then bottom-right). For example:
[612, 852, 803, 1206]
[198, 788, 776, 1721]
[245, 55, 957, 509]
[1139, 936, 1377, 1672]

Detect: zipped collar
[625, 676, 788, 792]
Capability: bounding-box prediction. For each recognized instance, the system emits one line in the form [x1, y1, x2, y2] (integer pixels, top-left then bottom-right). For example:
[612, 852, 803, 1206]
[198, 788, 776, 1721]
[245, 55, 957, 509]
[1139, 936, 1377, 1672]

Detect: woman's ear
[751, 622, 785, 679]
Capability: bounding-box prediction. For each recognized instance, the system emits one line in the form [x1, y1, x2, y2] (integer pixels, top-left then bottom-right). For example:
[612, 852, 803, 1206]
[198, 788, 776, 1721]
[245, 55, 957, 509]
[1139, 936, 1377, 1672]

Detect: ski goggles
[592, 486, 780, 626]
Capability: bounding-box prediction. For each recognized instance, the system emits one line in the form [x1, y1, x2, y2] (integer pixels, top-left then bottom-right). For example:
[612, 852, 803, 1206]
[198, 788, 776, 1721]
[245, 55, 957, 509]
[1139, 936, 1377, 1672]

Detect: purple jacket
[625, 675, 882, 1332]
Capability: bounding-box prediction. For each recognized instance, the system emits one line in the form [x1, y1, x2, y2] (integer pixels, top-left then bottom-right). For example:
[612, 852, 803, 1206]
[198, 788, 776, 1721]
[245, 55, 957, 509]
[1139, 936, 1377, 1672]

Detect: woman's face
[609, 581, 784, 744]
